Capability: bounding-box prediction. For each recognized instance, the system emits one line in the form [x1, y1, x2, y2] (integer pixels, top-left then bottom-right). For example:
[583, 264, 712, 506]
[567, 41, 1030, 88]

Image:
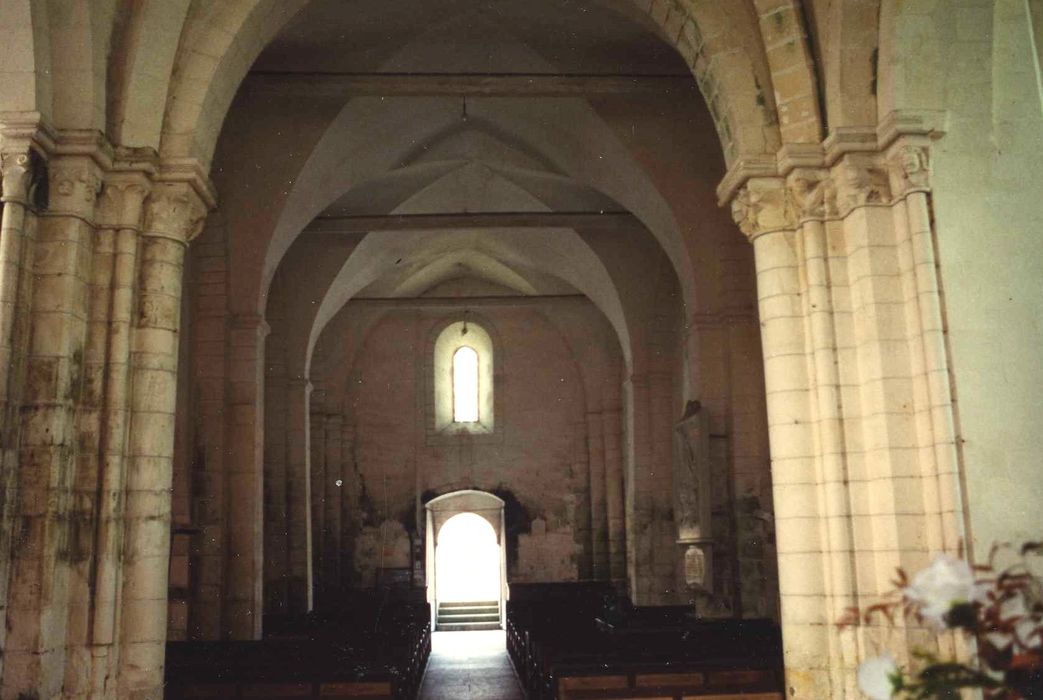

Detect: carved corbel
[729, 177, 794, 240]
[887, 143, 931, 198]
[144, 183, 206, 244]
[833, 155, 891, 215]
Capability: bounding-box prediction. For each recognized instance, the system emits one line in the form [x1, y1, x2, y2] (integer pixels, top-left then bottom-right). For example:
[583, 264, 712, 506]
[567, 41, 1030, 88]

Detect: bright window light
[452, 346, 479, 422]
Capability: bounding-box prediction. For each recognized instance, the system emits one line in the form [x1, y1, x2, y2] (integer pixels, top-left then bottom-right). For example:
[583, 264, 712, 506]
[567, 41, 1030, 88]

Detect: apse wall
[316, 300, 624, 591]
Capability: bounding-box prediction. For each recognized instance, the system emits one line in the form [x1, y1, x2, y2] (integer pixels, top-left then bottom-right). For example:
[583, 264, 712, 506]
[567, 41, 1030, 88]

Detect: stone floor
[418, 630, 525, 700]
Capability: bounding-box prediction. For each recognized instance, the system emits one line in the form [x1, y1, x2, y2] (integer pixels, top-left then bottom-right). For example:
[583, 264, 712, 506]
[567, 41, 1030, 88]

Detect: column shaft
[0, 149, 36, 689]
[119, 183, 202, 700]
[323, 414, 344, 595]
[224, 314, 267, 639]
[286, 379, 314, 613]
[4, 156, 100, 699]
[586, 411, 608, 578]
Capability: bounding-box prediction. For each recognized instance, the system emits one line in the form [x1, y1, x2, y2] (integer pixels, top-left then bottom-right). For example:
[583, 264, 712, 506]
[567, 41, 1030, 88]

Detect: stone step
[436, 621, 502, 632]
[438, 600, 499, 609]
[436, 613, 501, 624]
[437, 605, 499, 614]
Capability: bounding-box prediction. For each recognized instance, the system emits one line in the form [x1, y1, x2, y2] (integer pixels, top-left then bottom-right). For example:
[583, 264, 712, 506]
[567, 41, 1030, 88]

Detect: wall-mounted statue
[673, 401, 713, 592]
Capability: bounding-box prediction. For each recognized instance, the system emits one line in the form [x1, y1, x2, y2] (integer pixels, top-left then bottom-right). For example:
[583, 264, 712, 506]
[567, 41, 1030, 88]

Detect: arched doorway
[425, 491, 507, 631]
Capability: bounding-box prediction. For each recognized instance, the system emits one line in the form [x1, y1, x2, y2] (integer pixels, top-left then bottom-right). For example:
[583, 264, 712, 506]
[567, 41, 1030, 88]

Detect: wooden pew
[504, 584, 784, 700]
[165, 594, 431, 700]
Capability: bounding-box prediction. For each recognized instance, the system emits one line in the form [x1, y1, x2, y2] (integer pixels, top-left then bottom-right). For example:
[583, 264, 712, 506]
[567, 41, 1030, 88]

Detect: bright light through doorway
[452, 346, 479, 422]
[436, 512, 500, 603]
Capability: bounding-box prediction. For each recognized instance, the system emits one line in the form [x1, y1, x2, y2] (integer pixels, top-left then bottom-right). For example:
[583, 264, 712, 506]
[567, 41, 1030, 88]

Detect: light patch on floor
[419, 631, 524, 700]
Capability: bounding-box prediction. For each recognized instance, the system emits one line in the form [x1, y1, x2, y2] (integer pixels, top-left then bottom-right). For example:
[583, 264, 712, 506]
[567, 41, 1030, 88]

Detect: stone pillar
[723, 121, 964, 697]
[225, 313, 268, 639]
[187, 221, 229, 640]
[585, 409, 608, 579]
[572, 419, 593, 579]
[885, 142, 961, 557]
[602, 373, 626, 583]
[309, 409, 326, 603]
[263, 337, 289, 614]
[4, 152, 102, 700]
[340, 420, 356, 587]
[286, 378, 314, 614]
[118, 182, 205, 700]
[0, 141, 39, 689]
[87, 172, 151, 698]
[323, 413, 344, 595]
[623, 372, 660, 603]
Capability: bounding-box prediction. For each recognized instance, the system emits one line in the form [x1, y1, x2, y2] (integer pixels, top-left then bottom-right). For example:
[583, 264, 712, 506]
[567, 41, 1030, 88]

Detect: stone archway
[425, 491, 508, 630]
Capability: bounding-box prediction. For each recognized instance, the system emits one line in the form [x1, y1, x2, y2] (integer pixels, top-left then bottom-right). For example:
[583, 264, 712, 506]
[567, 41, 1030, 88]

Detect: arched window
[432, 320, 494, 435]
[452, 346, 479, 422]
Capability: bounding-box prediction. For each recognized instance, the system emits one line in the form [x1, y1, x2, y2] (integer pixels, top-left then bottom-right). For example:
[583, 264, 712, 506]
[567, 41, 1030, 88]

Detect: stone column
[602, 370, 626, 583]
[724, 122, 964, 697]
[187, 219, 229, 640]
[309, 409, 326, 604]
[572, 419, 593, 579]
[585, 409, 608, 579]
[323, 413, 344, 595]
[4, 152, 102, 700]
[734, 179, 836, 696]
[0, 142, 39, 688]
[340, 420, 356, 587]
[263, 337, 289, 614]
[286, 378, 314, 614]
[87, 172, 151, 698]
[623, 372, 658, 603]
[886, 141, 962, 557]
[225, 313, 269, 639]
[118, 182, 205, 700]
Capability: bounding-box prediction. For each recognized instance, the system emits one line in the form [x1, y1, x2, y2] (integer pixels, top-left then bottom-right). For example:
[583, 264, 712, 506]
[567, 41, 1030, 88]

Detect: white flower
[857, 653, 900, 700]
[903, 554, 986, 630]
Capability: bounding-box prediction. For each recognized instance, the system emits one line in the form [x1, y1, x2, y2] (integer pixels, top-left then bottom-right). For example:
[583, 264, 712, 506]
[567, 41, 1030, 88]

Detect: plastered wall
[323, 300, 621, 588]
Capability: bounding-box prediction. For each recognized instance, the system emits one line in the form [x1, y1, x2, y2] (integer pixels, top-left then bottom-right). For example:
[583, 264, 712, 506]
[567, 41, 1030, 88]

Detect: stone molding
[726, 143, 935, 241]
[0, 112, 216, 226]
[717, 111, 946, 240]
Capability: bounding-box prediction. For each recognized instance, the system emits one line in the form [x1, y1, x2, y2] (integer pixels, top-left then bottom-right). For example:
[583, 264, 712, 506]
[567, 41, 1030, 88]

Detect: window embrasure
[434, 320, 493, 434]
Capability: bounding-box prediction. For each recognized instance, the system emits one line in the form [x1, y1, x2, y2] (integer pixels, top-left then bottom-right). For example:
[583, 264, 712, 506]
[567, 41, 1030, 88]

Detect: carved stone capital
[831, 155, 891, 216]
[99, 176, 150, 229]
[144, 183, 206, 243]
[887, 142, 931, 197]
[0, 150, 33, 204]
[785, 167, 832, 222]
[729, 177, 794, 241]
[48, 156, 103, 218]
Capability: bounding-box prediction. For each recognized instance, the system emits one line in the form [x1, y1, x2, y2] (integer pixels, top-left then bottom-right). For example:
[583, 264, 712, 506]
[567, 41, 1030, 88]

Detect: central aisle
[418, 630, 525, 700]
